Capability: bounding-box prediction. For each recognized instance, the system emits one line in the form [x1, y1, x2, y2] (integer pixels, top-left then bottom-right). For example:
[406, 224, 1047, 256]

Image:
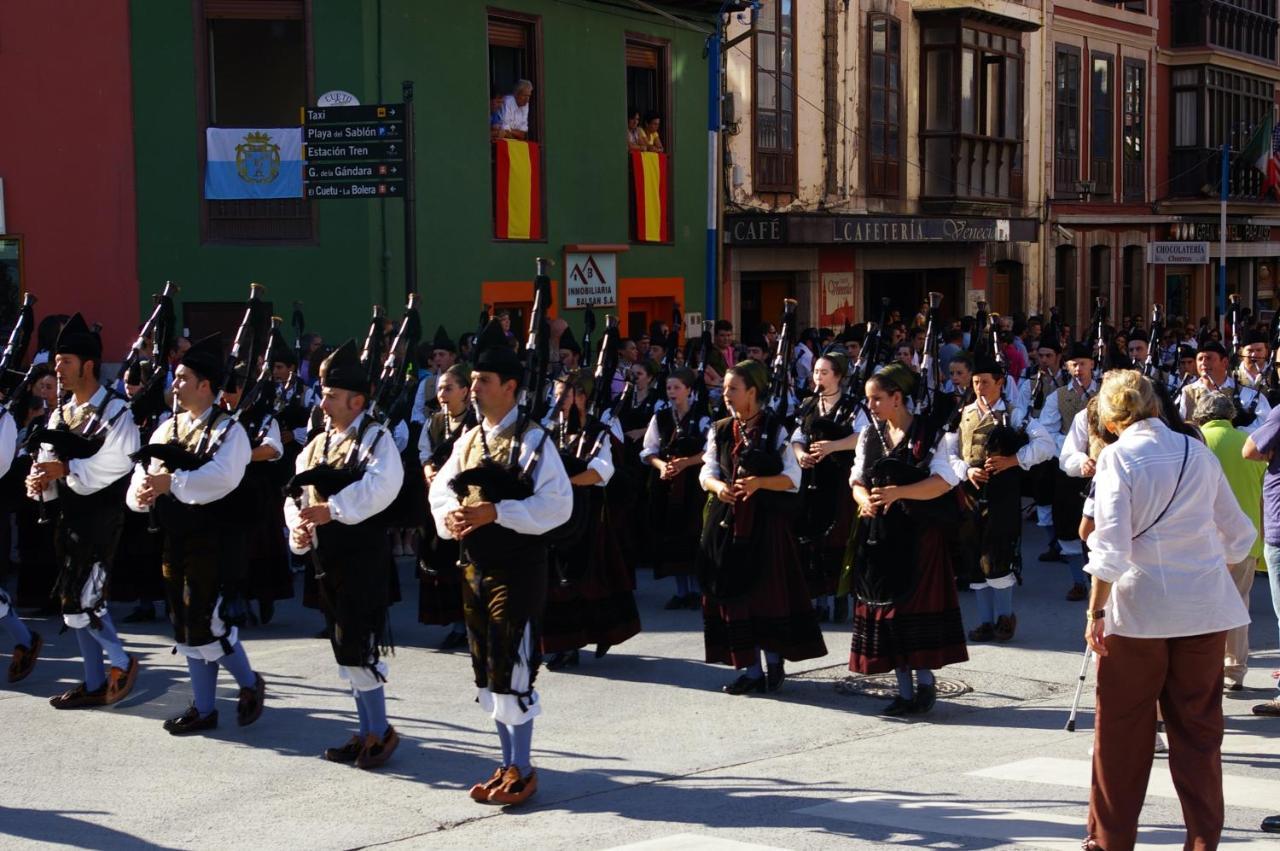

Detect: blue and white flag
[204, 127, 303, 199]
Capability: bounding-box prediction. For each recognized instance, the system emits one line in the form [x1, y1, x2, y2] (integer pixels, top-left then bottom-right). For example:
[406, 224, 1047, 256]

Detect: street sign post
[302, 92, 418, 295]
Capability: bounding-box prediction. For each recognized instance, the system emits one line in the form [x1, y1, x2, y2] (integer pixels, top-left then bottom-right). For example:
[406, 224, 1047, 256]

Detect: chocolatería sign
[726, 214, 1034, 245]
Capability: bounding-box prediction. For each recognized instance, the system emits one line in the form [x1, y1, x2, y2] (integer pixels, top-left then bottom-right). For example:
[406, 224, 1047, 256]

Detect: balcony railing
[922, 133, 1023, 203]
[1169, 147, 1270, 200]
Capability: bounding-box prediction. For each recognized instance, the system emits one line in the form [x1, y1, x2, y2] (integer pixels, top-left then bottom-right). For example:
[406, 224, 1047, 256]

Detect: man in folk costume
[428, 317, 572, 807]
[411, 325, 459, 425]
[285, 340, 404, 770]
[1037, 343, 1096, 597]
[28, 314, 141, 708]
[127, 333, 266, 734]
[943, 356, 1054, 643]
[1179, 340, 1271, 432]
[1018, 330, 1067, 563]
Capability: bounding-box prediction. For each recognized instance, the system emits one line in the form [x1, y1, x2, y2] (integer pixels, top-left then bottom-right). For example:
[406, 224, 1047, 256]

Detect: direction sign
[305, 162, 403, 181]
[305, 122, 402, 143]
[305, 181, 403, 199]
[303, 104, 403, 123]
[304, 140, 405, 161]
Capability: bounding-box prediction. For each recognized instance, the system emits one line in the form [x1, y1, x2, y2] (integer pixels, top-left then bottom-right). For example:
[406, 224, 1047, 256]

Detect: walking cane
[1065, 645, 1094, 732]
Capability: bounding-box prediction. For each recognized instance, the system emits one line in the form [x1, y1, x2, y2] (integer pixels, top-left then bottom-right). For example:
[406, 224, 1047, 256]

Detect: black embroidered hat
[319, 339, 369, 394]
[54, 313, 102, 363]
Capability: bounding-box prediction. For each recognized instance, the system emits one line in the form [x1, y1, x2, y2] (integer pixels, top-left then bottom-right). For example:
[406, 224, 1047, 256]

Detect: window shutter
[204, 0, 303, 20]
[488, 18, 527, 48]
[626, 42, 659, 69]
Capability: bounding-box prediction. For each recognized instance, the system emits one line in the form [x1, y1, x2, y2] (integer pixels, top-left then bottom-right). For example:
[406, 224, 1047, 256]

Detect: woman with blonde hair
[1083, 369, 1255, 851]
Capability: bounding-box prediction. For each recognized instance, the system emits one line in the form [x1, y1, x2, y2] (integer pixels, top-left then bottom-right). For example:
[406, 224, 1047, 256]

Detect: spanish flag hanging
[495, 139, 542, 240]
[631, 150, 670, 243]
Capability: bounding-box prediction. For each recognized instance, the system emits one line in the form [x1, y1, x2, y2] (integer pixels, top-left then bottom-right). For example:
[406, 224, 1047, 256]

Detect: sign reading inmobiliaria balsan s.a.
[565, 253, 617, 308]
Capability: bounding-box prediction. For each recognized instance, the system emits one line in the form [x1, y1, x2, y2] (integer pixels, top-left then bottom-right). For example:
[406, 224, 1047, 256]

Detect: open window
[196, 0, 313, 243]
[866, 14, 902, 197]
[488, 10, 545, 240]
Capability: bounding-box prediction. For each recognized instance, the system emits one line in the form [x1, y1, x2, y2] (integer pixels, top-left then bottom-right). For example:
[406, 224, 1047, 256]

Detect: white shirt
[639, 408, 710, 463]
[1038, 380, 1096, 451]
[127, 406, 249, 510]
[0, 412, 15, 480]
[500, 94, 529, 133]
[35, 388, 141, 501]
[698, 421, 802, 493]
[849, 423, 960, 488]
[417, 410, 469, 467]
[1059, 407, 1092, 477]
[1084, 418, 1254, 638]
[428, 406, 572, 539]
[941, 397, 1055, 483]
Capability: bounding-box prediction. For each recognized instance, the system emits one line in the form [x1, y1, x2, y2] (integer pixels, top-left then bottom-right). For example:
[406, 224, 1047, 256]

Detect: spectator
[1242, 404, 1280, 717]
[612, 336, 639, 397]
[945, 352, 974, 396]
[939, 328, 964, 370]
[1083, 370, 1254, 851]
[639, 111, 663, 153]
[1191, 393, 1264, 693]
[489, 89, 504, 141]
[627, 111, 645, 150]
[498, 80, 533, 141]
[893, 341, 915, 370]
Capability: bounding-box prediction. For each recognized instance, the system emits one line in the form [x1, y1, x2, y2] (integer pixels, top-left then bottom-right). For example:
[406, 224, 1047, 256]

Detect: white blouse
[1084, 417, 1254, 639]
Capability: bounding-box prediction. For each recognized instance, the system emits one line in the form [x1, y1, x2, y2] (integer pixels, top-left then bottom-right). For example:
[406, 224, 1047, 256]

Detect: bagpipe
[0, 294, 38, 423]
[688, 319, 714, 419]
[127, 281, 179, 428]
[805, 297, 890, 445]
[449, 259, 555, 567]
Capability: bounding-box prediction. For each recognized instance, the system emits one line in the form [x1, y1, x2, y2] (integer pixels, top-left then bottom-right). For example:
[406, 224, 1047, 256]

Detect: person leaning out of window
[1081, 370, 1255, 851]
[627, 111, 645, 151]
[636, 111, 663, 153]
[496, 80, 533, 141]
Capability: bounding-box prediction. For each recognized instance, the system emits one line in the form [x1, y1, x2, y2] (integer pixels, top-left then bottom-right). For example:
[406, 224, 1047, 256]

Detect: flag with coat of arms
[1238, 114, 1280, 200]
[204, 128, 303, 199]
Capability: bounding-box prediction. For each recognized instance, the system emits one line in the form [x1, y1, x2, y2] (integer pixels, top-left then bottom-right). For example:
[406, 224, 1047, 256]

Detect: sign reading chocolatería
[726, 214, 1031, 245]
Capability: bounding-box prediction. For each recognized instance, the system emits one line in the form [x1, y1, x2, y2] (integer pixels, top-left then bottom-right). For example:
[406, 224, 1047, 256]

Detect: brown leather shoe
[994, 614, 1018, 642]
[1253, 699, 1280, 717]
[488, 766, 538, 806]
[7, 631, 41, 683]
[49, 682, 107, 709]
[164, 705, 218, 736]
[237, 673, 265, 727]
[469, 766, 508, 802]
[323, 735, 364, 763]
[105, 656, 139, 705]
[1065, 583, 1087, 602]
[968, 623, 996, 642]
[355, 725, 399, 770]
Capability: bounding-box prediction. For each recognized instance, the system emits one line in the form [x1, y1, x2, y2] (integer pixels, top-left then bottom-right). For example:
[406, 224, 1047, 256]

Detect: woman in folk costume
[697, 360, 826, 694]
[541, 368, 641, 670]
[640, 366, 709, 609]
[416, 362, 477, 650]
[791, 351, 862, 620]
[848, 363, 968, 716]
[613, 358, 663, 567]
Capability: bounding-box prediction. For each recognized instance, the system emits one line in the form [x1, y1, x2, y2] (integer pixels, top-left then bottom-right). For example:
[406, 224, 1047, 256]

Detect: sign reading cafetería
[726, 214, 1030, 245]
[1147, 241, 1210, 265]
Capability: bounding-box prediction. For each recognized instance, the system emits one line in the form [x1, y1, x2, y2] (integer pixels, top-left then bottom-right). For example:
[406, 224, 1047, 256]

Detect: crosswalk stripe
[606, 835, 784, 850]
[968, 757, 1280, 811]
[794, 794, 1274, 849]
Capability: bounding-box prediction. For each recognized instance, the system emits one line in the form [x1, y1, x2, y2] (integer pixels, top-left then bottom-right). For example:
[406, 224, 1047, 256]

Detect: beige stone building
[720, 0, 1046, 334]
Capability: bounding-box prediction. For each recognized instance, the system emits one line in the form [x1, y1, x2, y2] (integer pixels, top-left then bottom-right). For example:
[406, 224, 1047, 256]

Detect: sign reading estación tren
[302, 104, 406, 199]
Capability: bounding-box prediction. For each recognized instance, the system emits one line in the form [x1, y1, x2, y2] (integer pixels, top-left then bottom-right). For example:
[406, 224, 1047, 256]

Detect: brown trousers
[1088, 631, 1227, 851]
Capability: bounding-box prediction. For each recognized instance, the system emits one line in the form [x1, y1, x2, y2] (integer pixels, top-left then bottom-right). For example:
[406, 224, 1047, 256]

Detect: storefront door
[741, 275, 796, 335]
[626, 296, 675, 341]
[865, 269, 964, 325]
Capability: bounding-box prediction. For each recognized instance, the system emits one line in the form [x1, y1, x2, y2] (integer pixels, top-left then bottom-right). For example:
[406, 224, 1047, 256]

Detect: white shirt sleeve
[1240, 386, 1272, 435]
[418, 419, 434, 466]
[1016, 417, 1055, 469]
[411, 380, 430, 426]
[258, 419, 283, 462]
[501, 95, 529, 133]
[943, 428, 969, 484]
[776, 428, 801, 492]
[698, 426, 721, 491]
[585, 432, 616, 486]
[328, 422, 405, 525]
[1060, 409, 1091, 477]
[169, 419, 250, 505]
[789, 421, 809, 448]
[0, 414, 14, 480]
[930, 443, 962, 486]
[638, 415, 662, 463]
[392, 420, 409, 454]
[1039, 390, 1065, 452]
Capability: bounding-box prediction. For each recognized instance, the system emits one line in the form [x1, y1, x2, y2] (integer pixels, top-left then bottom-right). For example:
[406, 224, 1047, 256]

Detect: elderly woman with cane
[1081, 370, 1255, 851]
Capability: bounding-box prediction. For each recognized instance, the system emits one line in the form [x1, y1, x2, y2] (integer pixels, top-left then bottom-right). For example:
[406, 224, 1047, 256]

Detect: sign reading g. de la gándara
[726, 214, 1034, 245]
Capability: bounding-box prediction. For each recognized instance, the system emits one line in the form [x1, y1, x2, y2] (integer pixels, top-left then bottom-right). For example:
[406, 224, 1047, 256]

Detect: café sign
[727, 214, 1024, 245]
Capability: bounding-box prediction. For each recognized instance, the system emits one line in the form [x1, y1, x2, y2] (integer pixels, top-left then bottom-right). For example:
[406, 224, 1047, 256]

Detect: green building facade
[130, 0, 714, 345]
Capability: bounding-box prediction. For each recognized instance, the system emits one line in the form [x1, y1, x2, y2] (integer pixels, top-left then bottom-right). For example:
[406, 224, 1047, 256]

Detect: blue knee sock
[187, 657, 218, 716]
[1068, 560, 1087, 586]
[763, 650, 781, 668]
[496, 721, 513, 766]
[895, 668, 914, 699]
[89, 612, 130, 670]
[354, 689, 370, 737]
[218, 642, 256, 689]
[675, 574, 690, 596]
[74, 627, 106, 691]
[510, 720, 534, 774]
[361, 686, 388, 738]
[976, 586, 996, 625]
[743, 649, 764, 679]
[993, 585, 1015, 619]
[0, 609, 31, 647]
[916, 668, 936, 687]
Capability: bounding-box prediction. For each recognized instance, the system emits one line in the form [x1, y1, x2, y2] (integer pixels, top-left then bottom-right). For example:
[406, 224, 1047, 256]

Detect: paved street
[1, 522, 1277, 851]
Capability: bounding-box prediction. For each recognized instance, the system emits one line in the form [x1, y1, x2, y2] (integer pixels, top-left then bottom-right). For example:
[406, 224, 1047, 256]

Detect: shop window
[196, 0, 312, 243]
[866, 14, 902, 197]
[919, 17, 1025, 203]
[1090, 53, 1113, 199]
[753, 0, 797, 194]
[1055, 245, 1078, 327]
[1122, 245, 1144, 320]
[1122, 60, 1145, 202]
[1054, 46, 1081, 196]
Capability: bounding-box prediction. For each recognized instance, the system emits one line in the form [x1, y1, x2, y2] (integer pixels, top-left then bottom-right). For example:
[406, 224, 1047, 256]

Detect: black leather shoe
[438, 629, 468, 651]
[1262, 815, 1280, 833]
[545, 650, 579, 671]
[594, 643, 611, 659]
[912, 683, 938, 714]
[722, 674, 766, 695]
[165, 705, 218, 736]
[766, 662, 786, 693]
[258, 599, 275, 625]
[883, 696, 915, 717]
